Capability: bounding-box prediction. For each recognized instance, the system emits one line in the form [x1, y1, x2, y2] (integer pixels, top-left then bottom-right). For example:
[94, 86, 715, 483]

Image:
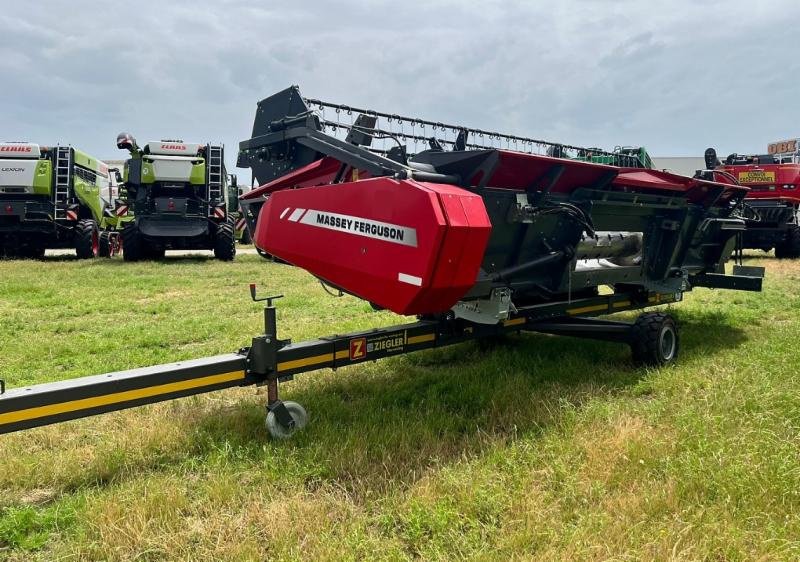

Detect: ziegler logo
[160, 144, 186, 150]
[348, 333, 406, 360]
[1, 168, 24, 172]
[0, 146, 32, 153]
[349, 338, 367, 360]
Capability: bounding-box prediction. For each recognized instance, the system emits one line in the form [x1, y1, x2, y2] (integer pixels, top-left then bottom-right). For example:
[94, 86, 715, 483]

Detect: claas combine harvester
[0, 142, 129, 258]
[115, 134, 237, 261]
[0, 87, 764, 439]
[702, 141, 800, 258]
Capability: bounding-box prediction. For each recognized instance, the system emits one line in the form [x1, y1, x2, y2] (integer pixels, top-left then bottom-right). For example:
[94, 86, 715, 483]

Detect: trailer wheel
[775, 225, 800, 259]
[266, 401, 308, 439]
[213, 219, 236, 261]
[630, 312, 679, 366]
[122, 223, 143, 261]
[75, 219, 99, 259]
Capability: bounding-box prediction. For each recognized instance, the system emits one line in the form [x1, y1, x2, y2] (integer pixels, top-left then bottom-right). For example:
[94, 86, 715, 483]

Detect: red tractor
[703, 140, 800, 258]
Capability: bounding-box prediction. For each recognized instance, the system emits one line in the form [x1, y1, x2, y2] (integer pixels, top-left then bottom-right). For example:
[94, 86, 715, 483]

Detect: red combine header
[702, 140, 800, 258]
[0, 87, 764, 440]
[239, 87, 760, 319]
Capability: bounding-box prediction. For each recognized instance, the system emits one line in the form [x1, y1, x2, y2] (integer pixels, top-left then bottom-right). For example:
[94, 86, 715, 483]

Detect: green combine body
[0, 142, 129, 258]
[116, 134, 236, 261]
[572, 146, 655, 168]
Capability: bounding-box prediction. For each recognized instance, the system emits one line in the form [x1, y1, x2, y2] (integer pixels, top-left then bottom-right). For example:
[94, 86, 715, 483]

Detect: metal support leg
[266, 377, 295, 429]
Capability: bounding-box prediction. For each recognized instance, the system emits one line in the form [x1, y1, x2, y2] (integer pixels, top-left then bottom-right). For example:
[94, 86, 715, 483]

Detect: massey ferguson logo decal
[160, 144, 186, 151]
[281, 208, 418, 247]
[0, 146, 32, 153]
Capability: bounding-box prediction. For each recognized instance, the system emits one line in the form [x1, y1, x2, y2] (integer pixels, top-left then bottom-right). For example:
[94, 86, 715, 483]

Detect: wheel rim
[659, 326, 676, 362]
[266, 401, 308, 439]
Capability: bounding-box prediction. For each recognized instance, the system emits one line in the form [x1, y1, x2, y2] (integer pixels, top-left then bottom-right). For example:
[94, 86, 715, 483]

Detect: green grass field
[0, 254, 799, 561]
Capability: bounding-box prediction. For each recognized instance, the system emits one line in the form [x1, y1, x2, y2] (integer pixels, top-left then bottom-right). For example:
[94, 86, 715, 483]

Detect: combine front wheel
[775, 226, 800, 259]
[213, 219, 236, 261]
[122, 223, 143, 261]
[630, 312, 679, 366]
[98, 232, 121, 258]
[75, 219, 99, 259]
[266, 401, 308, 439]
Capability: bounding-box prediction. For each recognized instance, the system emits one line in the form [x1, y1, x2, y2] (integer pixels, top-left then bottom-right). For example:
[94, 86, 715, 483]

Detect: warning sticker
[738, 170, 775, 184]
[287, 208, 418, 247]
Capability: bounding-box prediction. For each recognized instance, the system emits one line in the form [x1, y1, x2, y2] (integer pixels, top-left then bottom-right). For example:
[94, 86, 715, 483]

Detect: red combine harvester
[0, 87, 763, 440]
[702, 141, 800, 258]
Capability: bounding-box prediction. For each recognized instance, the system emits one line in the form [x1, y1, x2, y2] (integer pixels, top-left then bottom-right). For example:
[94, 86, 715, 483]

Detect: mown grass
[0, 253, 798, 560]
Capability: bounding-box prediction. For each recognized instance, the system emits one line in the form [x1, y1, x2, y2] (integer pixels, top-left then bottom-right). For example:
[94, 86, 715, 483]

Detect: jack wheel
[265, 401, 308, 439]
[630, 312, 679, 367]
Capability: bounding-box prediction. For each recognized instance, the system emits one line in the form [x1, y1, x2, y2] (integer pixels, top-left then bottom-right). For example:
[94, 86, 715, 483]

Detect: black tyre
[630, 312, 679, 367]
[213, 219, 236, 261]
[146, 246, 165, 260]
[99, 232, 112, 257]
[775, 225, 800, 259]
[122, 223, 143, 262]
[239, 226, 252, 245]
[75, 219, 99, 259]
[15, 245, 45, 259]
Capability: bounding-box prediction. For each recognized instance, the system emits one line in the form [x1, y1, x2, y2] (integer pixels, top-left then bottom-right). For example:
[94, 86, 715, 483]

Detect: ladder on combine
[53, 146, 72, 219]
[206, 145, 224, 208]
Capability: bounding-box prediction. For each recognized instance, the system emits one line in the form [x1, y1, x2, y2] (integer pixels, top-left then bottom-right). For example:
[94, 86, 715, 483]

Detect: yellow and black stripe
[0, 354, 248, 434]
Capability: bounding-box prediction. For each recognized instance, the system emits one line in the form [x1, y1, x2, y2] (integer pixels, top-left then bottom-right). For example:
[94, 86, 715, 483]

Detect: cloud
[1, 0, 799, 181]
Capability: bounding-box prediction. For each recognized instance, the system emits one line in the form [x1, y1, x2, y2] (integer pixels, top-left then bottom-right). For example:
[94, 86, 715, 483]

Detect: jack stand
[249, 284, 307, 438]
[266, 378, 296, 430]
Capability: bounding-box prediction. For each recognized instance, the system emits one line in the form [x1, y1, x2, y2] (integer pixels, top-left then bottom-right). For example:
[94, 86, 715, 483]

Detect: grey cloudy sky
[2, 0, 798, 180]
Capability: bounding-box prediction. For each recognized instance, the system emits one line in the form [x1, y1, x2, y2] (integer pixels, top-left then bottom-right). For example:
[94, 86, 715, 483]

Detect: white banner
[288, 208, 418, 247]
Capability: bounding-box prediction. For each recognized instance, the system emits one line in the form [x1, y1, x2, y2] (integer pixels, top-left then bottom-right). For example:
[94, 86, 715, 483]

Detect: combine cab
[116, 134, 236, 261]
[0, 142, 126, 259]
[702, 142, 800, 258]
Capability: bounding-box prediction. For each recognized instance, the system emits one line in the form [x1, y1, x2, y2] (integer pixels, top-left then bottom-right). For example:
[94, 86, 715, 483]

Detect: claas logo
[0, 146, 32, 153]
[160, 144, 187, 151]
[349, 337, 367, 360]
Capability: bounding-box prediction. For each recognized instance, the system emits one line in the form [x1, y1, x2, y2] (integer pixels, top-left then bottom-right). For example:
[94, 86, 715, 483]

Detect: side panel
[255, 178, 491, 315]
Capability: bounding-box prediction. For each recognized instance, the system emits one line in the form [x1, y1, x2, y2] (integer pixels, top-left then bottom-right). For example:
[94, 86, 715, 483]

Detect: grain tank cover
[0, 142, 41, 159]
[146, 141, 202, 157]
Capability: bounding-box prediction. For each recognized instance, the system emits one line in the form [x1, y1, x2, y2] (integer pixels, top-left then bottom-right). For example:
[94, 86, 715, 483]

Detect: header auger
[0, 86, 764, 440]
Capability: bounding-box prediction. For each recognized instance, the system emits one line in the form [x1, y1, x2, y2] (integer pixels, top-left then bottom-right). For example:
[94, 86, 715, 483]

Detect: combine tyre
[775, 225, 800, 259]
[121, 223, 146, 262]
[213, 218, 236, 261]
[74, 219, 99, 259]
